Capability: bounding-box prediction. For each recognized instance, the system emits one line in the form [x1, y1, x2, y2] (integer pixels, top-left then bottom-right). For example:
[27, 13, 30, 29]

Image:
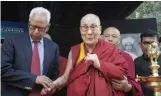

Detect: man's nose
[109, 36, 113, 41]
[34, 28, 39, 33]
[87, 28, 92, 35]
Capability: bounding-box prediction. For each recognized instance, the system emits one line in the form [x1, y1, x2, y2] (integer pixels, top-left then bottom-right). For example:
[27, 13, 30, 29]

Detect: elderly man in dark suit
[1, 7, 60, 96]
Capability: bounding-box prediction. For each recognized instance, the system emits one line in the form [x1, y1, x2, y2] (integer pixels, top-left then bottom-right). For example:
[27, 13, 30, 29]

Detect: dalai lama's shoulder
[99, 39, 117, 51]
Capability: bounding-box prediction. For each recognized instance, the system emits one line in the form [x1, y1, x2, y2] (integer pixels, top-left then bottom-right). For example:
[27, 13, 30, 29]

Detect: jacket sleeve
[1, 36, 37, 90]
[50, 45, 60, 80]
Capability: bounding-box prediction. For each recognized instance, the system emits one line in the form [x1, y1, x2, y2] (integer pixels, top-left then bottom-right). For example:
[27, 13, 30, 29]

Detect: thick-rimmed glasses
[142, 41, 158, 46]
[28, 24, 47, 32]
[80, 25, 99, 31]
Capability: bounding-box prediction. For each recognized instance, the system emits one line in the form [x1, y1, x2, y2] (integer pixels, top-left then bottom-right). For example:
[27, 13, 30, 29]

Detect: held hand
[41, 88, 51, 96]
[40, 87, 57, 96]
[85, 53, 100, 68]
[111, 76, 132, 92]
[41, 81, 57, 96]
[36, 75, 54, 89]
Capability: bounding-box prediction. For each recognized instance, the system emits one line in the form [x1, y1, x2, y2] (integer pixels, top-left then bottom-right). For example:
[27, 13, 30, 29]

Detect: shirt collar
[141, 54, 150, 61]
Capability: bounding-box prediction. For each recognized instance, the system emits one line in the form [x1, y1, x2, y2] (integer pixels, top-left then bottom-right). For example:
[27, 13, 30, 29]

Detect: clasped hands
[35, 76, 58, 96]
[40, 81, 57, 96]
[85, 53, 132, 92]
[84, 53, 100, 68]
[37, 53, 101, 95]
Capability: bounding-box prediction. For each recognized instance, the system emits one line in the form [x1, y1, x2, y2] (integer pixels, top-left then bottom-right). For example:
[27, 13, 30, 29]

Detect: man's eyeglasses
[28, 24, 47, 32]
[142, 41, 158, 45]
[80, 25, 99, 31]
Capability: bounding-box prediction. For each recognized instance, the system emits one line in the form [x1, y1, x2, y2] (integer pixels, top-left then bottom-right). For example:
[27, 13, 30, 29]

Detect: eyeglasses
[142, 41, 158, 45]
[80, 25, 99, 31]
[28, 24, 47, 32]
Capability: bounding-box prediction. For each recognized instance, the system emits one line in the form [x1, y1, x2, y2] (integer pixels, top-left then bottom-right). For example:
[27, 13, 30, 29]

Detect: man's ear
[99, 35, 103, 39]
[118, 40, 120, 45]
[48, 23, 51, 28]
[46, 23, 51, 32]
[99, 26, 102, 35]
[80, 27, 83, 35]
[28, 22, 30, 28]
[80, 26, 82, 31]
[139, 42, 141, 46]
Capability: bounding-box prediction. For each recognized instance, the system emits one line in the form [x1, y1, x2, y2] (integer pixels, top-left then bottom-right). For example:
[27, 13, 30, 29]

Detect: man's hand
[85, 53, 100, 68]
[36, 75, 53, 89]
[41, 81, 57, 96]
[111, 76, 132, 92]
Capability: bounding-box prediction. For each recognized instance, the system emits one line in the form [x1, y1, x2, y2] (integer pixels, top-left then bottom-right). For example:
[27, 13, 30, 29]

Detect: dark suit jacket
[1, 33, 60, 96]
[135, 55, 161, 96]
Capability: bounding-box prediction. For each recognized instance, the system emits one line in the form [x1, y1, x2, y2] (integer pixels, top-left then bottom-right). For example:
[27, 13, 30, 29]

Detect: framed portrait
[119, 33, 142, 60]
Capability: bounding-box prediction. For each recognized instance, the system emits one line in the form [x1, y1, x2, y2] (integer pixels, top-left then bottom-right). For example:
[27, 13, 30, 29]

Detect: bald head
[103, 27, 120, 37]
[103, 27, 120, 47]
[80, 13, 100, 26]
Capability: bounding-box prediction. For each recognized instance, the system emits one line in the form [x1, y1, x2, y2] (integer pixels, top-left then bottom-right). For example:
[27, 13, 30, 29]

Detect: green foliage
[126, 1, 161, 36]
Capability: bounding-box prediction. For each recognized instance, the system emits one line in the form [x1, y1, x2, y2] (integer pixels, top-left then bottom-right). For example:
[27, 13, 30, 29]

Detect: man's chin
[84, 41, 96, 45]
[31, 35, 43, 41]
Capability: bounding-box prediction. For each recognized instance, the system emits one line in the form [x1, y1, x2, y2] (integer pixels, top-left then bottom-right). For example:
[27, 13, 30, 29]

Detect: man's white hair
[29, 7, 51, 23]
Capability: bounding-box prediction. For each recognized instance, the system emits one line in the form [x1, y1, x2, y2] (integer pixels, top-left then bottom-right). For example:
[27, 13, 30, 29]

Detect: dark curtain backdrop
[102, 18, 157, 34]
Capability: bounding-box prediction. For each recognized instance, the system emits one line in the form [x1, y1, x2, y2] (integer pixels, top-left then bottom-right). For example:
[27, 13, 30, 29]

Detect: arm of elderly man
[1, 35, 53, 90]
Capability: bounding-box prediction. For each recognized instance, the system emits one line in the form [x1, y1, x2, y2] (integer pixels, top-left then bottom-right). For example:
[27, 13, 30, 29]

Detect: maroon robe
[59, 56, 68, 76]
[67, 39, 128, 96]
[120, 51, 144, 96]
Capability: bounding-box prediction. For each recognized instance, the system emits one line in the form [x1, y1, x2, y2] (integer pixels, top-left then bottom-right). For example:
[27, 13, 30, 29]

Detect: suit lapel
[22, 35, 51, 74]
[43, 38, 51, 75]
[22, 34, 32, 70]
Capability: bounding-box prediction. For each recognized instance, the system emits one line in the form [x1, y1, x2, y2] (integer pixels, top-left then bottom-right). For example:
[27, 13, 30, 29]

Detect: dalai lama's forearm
[51, 65, 71, 89]
[53, 75, 68, 88]
[54, 51, 72, 89]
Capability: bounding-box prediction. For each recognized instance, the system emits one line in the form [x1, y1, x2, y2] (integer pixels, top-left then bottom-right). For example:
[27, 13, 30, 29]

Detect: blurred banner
[1, 21, 28, 39]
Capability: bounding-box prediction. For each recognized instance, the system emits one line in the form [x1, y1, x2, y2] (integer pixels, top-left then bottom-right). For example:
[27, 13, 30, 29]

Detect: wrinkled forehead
[80, 15, 100, 26]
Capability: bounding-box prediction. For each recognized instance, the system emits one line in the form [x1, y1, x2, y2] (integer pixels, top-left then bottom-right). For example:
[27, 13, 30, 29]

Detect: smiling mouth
[87, 38, 93, 40]
[34, 33, 41, 35]
[87, 37, 93, 39]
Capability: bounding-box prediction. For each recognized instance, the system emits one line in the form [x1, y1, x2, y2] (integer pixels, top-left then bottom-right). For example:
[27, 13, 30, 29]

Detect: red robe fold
[67, 39, 128, 96]
[59, 56, 68, 76]
[120, 51, 144, 96]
